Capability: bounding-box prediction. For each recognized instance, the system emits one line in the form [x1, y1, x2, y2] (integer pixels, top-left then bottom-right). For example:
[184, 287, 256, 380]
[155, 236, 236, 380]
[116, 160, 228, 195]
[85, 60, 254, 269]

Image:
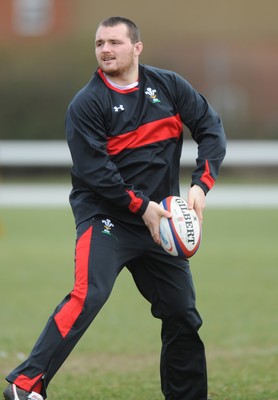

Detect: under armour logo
[113, 104, 125, 112]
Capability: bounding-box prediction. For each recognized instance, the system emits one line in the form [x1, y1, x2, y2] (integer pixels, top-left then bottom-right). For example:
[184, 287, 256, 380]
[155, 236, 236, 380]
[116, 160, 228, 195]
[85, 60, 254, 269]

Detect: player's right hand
[142, 201, 171, 245]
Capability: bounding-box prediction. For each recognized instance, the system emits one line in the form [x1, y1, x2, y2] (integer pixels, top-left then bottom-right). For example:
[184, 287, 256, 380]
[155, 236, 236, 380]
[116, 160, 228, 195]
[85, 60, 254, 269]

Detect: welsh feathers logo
[145, 87, 161, 103]
[102, 219, 114, 235]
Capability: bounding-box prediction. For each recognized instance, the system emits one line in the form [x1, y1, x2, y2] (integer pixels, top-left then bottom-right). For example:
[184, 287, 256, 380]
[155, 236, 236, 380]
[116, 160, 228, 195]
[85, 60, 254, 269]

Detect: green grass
[0, 207, 278, 399]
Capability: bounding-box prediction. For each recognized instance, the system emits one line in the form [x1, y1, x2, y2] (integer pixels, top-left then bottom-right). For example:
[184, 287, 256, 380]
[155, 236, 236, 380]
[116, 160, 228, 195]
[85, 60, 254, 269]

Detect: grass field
[0, 207, 277, 399]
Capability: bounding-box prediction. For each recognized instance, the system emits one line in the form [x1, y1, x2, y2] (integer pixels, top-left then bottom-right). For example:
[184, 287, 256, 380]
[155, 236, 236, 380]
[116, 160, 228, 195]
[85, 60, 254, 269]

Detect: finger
[196, 208, 203, 225]
[149, 224, 161, 245]
[154, 232, 161, 245]
[187, 192, 194, 210]
[162, 209, 172, 219]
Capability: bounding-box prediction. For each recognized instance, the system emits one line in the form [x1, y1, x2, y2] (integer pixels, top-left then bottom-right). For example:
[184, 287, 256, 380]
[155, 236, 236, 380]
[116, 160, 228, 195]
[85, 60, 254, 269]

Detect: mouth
[102, 56, 115, 62]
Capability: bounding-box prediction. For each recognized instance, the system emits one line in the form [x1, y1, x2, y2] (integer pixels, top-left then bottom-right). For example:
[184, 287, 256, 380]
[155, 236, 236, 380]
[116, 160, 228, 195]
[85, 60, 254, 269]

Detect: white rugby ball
[159, 196, 201, 258]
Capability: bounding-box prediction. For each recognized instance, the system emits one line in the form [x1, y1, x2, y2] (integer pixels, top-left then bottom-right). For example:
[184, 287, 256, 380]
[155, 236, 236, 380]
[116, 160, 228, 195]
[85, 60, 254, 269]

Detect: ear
[134, 41, 143, 56]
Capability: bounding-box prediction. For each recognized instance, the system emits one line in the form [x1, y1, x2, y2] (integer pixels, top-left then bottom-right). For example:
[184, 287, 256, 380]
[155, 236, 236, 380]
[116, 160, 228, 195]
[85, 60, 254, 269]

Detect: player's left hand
[187, 185, 206, 225]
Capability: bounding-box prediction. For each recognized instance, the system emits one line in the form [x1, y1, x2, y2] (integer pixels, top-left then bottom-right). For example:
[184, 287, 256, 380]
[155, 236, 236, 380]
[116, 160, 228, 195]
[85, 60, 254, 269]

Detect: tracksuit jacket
[66, 64, 226, 226]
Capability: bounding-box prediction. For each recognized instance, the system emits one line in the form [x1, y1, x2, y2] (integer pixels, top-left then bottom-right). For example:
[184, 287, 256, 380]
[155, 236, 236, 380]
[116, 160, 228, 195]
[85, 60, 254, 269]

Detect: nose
[101, 42, 112, 52]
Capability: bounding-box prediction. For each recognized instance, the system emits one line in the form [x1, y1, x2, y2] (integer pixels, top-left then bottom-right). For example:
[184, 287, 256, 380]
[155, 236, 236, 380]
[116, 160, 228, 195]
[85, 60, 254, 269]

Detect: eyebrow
[95, 38, 125, 45]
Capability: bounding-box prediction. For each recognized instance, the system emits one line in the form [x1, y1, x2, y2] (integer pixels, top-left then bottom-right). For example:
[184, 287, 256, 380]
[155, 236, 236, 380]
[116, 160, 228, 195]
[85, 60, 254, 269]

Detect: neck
[104, 73, 138, 89]
[105, 65, 139, 86]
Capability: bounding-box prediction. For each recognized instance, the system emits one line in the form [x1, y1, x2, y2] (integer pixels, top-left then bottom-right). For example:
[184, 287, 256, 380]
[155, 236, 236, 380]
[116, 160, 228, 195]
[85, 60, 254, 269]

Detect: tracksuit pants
[6, 215, 207, 400]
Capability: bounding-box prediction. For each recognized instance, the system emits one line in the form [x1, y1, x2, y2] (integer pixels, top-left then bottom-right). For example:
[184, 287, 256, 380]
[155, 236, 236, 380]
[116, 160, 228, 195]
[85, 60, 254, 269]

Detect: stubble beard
[99, 55, 136, 80]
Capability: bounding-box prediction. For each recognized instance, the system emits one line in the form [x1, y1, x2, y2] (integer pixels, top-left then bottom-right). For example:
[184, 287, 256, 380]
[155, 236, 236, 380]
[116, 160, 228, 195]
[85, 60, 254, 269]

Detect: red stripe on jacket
[54, 226, 92, 338]
[107, 114, 183, 155]
[126, 190, 143, 213]
[200, 160, 215, 189]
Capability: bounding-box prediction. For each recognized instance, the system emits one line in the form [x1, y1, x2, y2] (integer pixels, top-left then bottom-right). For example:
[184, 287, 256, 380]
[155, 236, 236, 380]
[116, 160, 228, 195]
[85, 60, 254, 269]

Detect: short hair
[97, 16, 141, 44]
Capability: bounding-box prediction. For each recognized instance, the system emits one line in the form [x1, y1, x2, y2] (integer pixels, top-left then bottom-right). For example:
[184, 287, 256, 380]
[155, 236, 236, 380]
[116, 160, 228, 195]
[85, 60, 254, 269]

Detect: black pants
[6, 215, 207, 400]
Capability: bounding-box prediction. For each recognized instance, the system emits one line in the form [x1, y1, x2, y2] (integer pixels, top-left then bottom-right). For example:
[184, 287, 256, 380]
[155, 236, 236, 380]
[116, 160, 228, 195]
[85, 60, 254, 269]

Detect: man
[4, 16, 226, 400]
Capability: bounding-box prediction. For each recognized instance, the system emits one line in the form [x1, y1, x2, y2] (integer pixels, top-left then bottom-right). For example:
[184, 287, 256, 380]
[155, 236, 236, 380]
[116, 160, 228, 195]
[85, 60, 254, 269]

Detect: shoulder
[140, 64, 191, 90]
[69, 71, 107, 113]
[141, 64, 186, 81]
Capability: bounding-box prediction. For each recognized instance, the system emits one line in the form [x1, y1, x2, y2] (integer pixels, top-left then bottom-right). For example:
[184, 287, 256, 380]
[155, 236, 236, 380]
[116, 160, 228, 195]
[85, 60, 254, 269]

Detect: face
[95, 23, 143, 82]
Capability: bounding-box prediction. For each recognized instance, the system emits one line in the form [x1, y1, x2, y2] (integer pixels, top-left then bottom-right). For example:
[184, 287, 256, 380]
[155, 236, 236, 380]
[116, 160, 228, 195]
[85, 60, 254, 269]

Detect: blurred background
[0, 0, 278, 197]
[0, 4, 278, 398]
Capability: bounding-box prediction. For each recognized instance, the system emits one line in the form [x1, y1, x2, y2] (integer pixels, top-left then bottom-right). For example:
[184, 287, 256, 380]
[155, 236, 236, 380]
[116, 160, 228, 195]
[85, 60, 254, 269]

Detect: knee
[162, 307, 203, 335]
[83, 284, 111, 315]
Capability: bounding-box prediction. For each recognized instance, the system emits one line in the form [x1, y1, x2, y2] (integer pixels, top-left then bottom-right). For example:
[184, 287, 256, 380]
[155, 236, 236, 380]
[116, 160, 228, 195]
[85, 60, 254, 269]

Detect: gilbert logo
[145, 87, 161, 103]
[175, 198, 196, 245]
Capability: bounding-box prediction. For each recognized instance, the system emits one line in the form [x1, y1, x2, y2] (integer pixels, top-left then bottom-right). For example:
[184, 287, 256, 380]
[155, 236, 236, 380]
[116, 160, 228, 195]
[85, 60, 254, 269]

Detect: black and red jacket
[66, 64, 226, 226]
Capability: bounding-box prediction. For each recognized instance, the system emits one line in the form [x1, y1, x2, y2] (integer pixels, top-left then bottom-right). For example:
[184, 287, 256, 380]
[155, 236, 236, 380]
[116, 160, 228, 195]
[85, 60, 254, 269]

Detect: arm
[190, 95, 227, 195]
[175, 75, 227, 218]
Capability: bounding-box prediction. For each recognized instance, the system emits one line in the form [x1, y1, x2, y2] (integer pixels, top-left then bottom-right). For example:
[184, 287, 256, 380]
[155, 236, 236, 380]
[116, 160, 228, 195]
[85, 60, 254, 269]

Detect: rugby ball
[159, 196, 201, 258]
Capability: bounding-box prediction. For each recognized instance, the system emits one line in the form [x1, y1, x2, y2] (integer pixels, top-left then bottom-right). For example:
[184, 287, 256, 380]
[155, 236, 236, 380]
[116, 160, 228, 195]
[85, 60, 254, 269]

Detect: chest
[106, 83, 177, 137]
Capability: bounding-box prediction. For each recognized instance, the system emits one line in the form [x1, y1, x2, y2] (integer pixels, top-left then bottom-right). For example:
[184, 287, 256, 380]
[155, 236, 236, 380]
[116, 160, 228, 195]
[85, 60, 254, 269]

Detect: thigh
[128, 248, 201, 329]
[77, 215, 144, 288]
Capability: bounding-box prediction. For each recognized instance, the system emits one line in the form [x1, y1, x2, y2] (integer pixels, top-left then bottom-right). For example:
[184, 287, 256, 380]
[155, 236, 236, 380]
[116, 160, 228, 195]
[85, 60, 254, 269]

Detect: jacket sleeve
[65, 93, 149, 216]
[175, 74, 227, 194]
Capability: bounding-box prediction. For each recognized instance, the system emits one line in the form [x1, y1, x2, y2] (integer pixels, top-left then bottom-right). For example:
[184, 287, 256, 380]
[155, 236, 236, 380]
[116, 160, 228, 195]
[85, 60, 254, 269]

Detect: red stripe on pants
[54, 226, 92, 338]
[14, 372, 44, 393]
